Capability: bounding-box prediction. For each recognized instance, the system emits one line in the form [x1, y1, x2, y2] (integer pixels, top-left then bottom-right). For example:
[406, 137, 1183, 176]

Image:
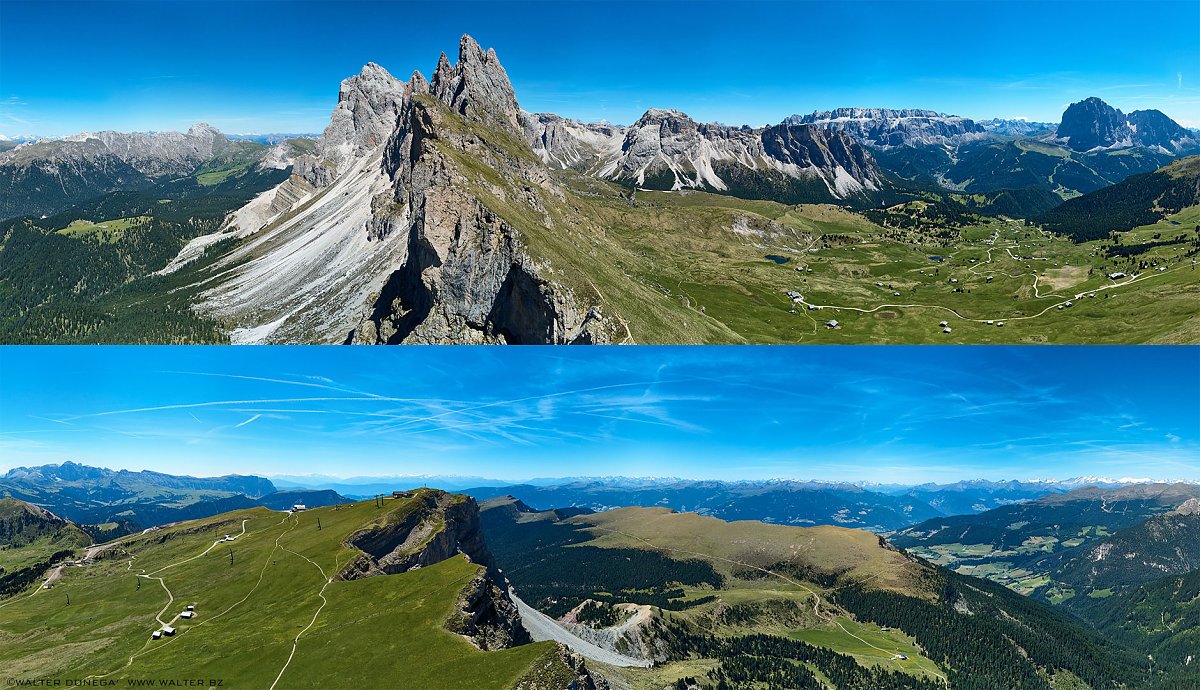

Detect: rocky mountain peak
[1127, 109, 1192, 145]
[295, 60, 407, 186]
[429, 34, 522, 133]
[1057, 96, 1195, 152]
[408, 70, 430, 96]
[1057, 97, 1128, 151]
[635, 108, 694, 126]
[186, 122, 222, 140]
[433, 52, 453, 83]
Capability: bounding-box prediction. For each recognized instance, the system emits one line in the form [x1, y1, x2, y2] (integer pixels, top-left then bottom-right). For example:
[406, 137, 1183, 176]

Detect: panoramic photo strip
[1, 1, 1199, 689]
[0, 0, 1197, 344]
[1, 345, 1198, 688]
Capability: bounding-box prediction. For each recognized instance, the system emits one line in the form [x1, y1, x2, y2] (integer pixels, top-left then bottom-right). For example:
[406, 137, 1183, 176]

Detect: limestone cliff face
[339, 491, 495, 577]
[348, 38, 609, 344]
[295, 62, 408, 187]
[337, 490, 530, 651]
[446, 569, 531, 651]
[176, 35, 610, 345]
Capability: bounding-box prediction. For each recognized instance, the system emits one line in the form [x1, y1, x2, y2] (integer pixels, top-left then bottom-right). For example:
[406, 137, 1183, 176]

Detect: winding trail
[268, 525, 342, 690]
[0, 540, 133, 611]
[583, 275, 636, 344]
[90, 515, 287, 681]
[798, 264, 1182, 326]
[133, 519, 252, 627]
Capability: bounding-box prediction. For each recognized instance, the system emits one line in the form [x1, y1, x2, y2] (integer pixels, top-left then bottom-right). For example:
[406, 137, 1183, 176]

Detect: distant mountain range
[977, 118, 1057, 137]
[2, 35, 1197, 345]
[525, 107, 883, 201]
[272, 474, 1199, 527]
[783, 108, 988, 148]
[892, 482, 1200, 603]
[466, 478, 943, 531]
[8, 464, 1192, 537]
[0, 461, 346, 534]
[0, 124, 311, 219]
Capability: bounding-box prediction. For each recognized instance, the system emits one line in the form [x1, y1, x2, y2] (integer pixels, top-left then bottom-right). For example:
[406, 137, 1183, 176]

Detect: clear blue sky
[1, 346, 1196, 484]
[1, 1, 1198, 137]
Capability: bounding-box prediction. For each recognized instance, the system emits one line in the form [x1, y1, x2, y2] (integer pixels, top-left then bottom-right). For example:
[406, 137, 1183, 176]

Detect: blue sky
[1, 1, 1198, 137]
[0, 346, 1196, 484]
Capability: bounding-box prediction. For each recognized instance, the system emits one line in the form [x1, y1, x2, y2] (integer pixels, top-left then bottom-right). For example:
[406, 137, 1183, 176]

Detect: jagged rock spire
[429, 34, 522, 133]
[297, 61, 407, 186]
[408, 70, 430, 96]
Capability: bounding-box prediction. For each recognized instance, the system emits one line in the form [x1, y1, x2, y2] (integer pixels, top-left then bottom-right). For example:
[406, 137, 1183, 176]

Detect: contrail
[233, 414, 262, 429]
[30, 415, 72, 425]
[163, 371, 389, 399]
[62, 397, 418, 421]
[375, 379, 688, 434]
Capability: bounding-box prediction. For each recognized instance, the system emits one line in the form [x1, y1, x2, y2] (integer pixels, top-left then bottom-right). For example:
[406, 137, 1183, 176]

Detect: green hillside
[0, 498, 92, 596]
[481, 498, 1147, 690]
[1087, 569, 1200, 689]
[3, 91, 1198, 344]
[0, 492, 582, 689]
[893, 484, 1200, 602]
[1035, 155, 1200, 241]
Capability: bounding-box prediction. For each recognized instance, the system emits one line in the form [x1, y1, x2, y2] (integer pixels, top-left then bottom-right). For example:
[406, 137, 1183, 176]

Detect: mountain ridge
[1056, 96, 1196, 153]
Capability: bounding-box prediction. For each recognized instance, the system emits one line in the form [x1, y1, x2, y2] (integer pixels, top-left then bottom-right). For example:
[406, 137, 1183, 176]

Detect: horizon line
[3, 460, 1193, 488]
[8, 94, 1200, 141]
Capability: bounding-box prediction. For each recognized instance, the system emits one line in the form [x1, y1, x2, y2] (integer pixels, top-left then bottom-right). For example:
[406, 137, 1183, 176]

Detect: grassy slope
[429, 97, 1188, 345]
[0, 498, 91, 575]
[0, 495, 560, 688]
[574, 507, 922, 595]
[56, 215, 150, 243]
[555, 507, 945, 683]
[11, 96, 1194, 343]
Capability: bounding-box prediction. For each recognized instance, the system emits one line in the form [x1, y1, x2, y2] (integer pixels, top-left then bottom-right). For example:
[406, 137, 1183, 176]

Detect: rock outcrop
[338, 490, 533, 651]
[1170, 497, 1200, 516]
[339, 491, 496, 578]
[173, 35, 611, 344]
[295, 63, 408, 187]
[430, 35, 523, 134]
[591, 108, 881, 200]
[557, 601, 671, 664]
[446, 569, 531, 650]
[510, 644, 611, 690]
[348, 40, 610, 344]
